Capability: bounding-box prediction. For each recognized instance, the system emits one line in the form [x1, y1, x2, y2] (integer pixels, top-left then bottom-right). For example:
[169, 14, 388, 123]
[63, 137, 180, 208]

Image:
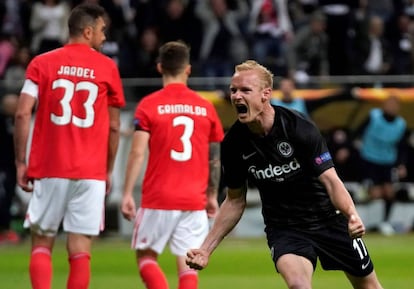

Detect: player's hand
[348, 214, 365, 239]
[186, 249, 210, 270]
[16, 162, 33, 192]
[121, 194, 136, 221]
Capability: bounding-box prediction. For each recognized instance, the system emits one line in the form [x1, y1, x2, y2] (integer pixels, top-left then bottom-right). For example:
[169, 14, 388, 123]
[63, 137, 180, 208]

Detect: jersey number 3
[50, 79, 98, 128]
[171, 115, 194, 162]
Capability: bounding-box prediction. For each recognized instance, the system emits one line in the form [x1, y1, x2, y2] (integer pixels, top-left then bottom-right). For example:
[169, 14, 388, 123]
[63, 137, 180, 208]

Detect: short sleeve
[208, 104, 224, 142]
[297, 120, 334, 176]
[221, 133, 247, 189]
[25, 56, 41, 85]
[134, 99, 151, 132]
[107, 61, 125, 108]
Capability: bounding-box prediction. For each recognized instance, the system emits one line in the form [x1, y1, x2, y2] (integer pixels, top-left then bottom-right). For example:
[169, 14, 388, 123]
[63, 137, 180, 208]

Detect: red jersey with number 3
[25, 43, 125, 180]
[135, 83, 224, 210]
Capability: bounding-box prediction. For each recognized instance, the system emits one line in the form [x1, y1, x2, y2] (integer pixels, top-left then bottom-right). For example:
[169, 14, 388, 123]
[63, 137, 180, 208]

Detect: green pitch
[1, 233, 413, 289]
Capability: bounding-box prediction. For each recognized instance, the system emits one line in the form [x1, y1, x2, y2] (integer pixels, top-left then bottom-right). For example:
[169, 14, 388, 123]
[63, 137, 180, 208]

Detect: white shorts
[132, 208, 209, 256]
[24, 178, 106, 236]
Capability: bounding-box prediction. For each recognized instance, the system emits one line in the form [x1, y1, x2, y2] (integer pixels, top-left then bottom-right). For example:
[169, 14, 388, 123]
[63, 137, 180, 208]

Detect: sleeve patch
[314, 152, 332, 165]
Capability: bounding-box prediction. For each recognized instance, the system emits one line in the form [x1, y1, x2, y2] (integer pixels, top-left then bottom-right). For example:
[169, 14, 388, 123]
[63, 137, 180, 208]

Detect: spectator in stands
[29, 0, 70, 55]
[287, 0, 319, 30]
[158, 0, 203, 65]
[270, 77, 308, 116]
[353, 15, 392, 76]
[195, 0, 249, 80]
[131, 26, 161, 98]
[366, 0, 394, 22]
[0, 33, 17, 79]
[100, 0, 134, 44]
[354, 96, 408, 235]
[1, 0, 24, 39]
[129, 0, 160, 37]
[319, 0, 357, 75]
[400, 0, 414, 18]
[287, 10, 329, 84]
[389, 13, 414, 76]
[326, 127, 360, 182]
[4, 45, 31, 94]
[247, 0, 294, 75]
[0, 93, 20, 245]
[18, 0, 34, 46]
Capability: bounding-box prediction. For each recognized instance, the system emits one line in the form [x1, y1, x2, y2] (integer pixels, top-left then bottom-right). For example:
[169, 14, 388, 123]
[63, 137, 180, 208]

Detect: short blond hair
[234, 60, 274, 89]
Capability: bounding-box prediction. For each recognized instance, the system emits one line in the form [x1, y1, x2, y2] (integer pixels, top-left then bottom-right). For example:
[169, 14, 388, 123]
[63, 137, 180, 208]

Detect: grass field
[1, 233, 413, 289]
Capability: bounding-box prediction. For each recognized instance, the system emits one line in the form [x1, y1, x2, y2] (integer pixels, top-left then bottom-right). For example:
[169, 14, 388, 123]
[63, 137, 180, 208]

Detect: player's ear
[83, 26, 93, 41]
[262, 87, 272, 102]
[185, 64, 191, 76]
[156, 63, 163, 75]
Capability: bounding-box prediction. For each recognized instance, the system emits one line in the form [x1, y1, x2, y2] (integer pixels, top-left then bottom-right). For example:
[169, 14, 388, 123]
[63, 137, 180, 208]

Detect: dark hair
[158, 41, 190, 76]
[68, 3, 106, 37]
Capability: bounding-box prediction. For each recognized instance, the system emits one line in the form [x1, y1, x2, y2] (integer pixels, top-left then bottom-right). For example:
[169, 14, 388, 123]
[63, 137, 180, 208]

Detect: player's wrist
[15, 159, 26, 165]
[123, 190, 134, 197]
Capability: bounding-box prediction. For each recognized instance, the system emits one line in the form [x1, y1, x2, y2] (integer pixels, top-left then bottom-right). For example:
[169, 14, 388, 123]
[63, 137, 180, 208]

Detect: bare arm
[186, 184, 247, 269]
[206, 142, 221, 218]
[106, 106, 121, 193]
[319, 167, 365, 238]
[14, 93, 36, 192]
[121, 130, 149, 220]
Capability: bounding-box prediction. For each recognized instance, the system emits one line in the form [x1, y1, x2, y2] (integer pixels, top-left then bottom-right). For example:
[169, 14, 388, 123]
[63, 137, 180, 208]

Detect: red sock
[67, 252, 91, 289]
[30, 246, 52, 289]
[178, 270, 198, 289]
[138, 257, 168, 289]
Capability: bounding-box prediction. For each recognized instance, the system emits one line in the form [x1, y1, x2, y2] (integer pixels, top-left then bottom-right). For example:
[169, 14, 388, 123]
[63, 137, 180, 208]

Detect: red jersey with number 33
[135, 83, 224, 210]
[25, 43, 125, 180]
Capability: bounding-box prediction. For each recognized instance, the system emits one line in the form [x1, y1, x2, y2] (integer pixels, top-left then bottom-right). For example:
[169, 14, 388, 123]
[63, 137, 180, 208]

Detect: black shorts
[265, 214, 374, 277]
[362, 159, 393, 185]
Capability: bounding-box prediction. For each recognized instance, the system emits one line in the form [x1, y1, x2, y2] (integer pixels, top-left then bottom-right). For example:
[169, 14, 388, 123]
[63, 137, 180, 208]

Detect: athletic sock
[384, 199, 393, 220]
[30, 246, 52, 289]
[138, 257, 168, 289]
[67, 252, 91, 289]
[178, 269, 198, 289]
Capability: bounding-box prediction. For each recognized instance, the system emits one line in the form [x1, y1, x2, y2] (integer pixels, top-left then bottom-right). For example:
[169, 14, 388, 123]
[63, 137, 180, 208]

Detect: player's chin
[93, 43, 103, 52]
[237, 113, 250, 122]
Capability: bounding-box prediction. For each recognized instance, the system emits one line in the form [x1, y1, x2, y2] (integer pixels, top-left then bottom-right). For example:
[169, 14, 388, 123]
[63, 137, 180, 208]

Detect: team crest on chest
[277, 141, 293, 157]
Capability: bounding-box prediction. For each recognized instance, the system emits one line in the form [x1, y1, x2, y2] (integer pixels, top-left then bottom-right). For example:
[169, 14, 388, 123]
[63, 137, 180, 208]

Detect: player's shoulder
[224, 120, 248, 143]
[86, 48, 118, 68]
[140, 89, 163, 102]
[135, 90, 162, 111]
[30, 46, 65, 63]
[274, 105, 320, 140]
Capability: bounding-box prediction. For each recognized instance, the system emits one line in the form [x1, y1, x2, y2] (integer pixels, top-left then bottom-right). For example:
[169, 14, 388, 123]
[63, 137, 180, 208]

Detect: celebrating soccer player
[186, 60, 384, 289]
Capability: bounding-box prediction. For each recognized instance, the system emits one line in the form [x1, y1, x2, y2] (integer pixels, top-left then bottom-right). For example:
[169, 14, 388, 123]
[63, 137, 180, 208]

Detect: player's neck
[248, 105, 275, 136]
[162, 74, 188, 87]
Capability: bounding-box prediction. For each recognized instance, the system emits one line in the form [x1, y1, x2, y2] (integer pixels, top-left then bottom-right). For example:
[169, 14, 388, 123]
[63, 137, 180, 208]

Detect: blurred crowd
[3, 0, 414, 97]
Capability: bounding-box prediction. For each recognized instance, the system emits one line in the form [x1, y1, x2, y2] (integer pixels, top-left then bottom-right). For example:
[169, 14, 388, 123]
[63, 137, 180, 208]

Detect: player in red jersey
[14, 3, 125, 289]
[121, 41, 224, 289]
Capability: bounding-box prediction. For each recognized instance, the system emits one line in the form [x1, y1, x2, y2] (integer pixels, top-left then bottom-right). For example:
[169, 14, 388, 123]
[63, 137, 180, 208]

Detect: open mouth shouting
[235, 104, 248, 115]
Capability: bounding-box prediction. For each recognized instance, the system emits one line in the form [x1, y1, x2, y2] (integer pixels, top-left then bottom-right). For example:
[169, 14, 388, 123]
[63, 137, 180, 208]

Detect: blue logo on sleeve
[314, 152, 332, 165]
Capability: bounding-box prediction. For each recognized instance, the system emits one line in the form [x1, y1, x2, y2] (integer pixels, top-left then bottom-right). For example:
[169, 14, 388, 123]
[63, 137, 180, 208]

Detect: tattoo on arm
[208, 142, 221, 194]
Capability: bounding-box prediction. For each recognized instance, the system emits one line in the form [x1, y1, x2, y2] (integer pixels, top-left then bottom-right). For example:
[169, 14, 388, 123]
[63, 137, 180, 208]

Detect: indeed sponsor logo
[249, 158, 301, 180]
